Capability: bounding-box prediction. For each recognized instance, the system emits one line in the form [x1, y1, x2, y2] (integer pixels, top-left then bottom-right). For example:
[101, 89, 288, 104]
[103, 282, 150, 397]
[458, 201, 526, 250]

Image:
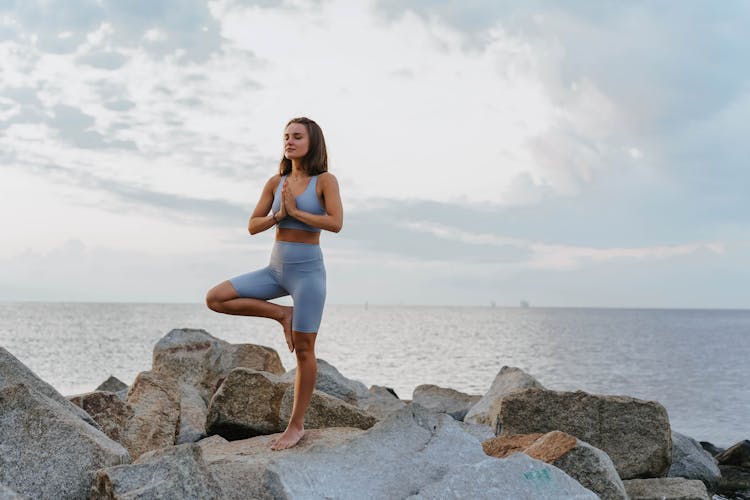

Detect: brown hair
[278, 117, 328, 176]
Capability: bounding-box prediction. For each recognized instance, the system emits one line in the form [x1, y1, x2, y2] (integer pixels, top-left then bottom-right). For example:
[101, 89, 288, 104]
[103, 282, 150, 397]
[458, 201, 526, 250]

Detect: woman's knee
[205, 281, 237, 312]
[293, 332, 317, 359]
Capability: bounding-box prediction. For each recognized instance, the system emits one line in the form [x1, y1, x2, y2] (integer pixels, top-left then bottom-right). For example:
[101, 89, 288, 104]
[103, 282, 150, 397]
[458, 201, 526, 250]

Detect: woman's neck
[290, 161, 307, 178]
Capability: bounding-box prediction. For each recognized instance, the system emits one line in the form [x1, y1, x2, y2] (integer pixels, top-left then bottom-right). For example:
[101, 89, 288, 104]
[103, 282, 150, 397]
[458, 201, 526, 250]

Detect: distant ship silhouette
[520, 300, 530, 308]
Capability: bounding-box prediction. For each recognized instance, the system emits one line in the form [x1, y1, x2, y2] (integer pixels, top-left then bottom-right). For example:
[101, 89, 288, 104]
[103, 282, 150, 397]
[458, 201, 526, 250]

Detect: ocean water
[1, 302, 748, 447]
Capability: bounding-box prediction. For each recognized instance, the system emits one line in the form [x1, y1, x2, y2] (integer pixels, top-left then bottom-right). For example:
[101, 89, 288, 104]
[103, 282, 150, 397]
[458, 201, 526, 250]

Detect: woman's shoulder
[265, 173, 284, 190]
[317, 171, 338, 186]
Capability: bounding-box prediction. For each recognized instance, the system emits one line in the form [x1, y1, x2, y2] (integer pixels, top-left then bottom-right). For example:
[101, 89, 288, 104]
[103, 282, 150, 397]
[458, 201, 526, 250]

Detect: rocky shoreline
[1, 327, 748, 499]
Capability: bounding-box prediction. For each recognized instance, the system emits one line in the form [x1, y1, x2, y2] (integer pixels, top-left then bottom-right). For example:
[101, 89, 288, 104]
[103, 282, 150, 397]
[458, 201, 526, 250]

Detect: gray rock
[482, 431, 627, 500]
[206, 368, 289, 439]
[0, 383, 129, 500]
[95, 375, 128, 394]
[280, 358, 368, 404]
[457, 421, 495, 442]
[124, 370, 180, 460]
[198, 428, 364, 499]
[412, 384, 481, 421]
[0, 346, 100, 429]
[152, 328, 285, 443]
[358, 384, 408, 418]
[279, 384, 378, 431]
[668, 431, 721, 491]
[67, 390, 134, 452]
[553, 438, 628, 500]
[499, 387, 672, 479]
[0, 484, 27, 500]
[463, 365, 544, 431]
[407, 453, 598, 500]
[623, 477, 710, 499]
[262, 404, 546, 499]
[91, 443, 223, 499]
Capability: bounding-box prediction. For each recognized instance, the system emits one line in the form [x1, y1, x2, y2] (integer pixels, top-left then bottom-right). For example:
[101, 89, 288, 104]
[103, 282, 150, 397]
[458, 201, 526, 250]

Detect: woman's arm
[248, 175, 285, 235]
[284, 172, 343, 233]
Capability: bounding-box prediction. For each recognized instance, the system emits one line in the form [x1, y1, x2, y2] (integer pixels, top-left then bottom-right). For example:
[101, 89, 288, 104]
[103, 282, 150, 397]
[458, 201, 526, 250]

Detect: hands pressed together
[277, 179, 297, 220]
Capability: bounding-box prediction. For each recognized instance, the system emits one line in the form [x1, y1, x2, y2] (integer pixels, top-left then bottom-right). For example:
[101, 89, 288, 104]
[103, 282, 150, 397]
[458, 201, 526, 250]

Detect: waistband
[271, 240, 323, 263]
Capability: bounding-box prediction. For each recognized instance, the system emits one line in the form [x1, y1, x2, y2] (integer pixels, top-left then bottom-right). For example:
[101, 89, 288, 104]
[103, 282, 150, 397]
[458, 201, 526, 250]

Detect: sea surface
[1, 302, 748, 447]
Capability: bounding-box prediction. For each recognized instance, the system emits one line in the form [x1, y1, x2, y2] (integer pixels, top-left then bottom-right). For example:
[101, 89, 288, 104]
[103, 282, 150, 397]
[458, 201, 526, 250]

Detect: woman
[205, 117, 343, 451]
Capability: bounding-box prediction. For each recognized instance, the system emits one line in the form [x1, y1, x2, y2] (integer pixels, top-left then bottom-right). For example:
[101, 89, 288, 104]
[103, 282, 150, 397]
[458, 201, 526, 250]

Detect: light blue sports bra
[272, 175, 326, 232]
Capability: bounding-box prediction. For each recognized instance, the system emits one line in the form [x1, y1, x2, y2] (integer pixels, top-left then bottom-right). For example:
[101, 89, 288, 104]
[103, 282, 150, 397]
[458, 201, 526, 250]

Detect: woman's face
[284, 123, 310, 160]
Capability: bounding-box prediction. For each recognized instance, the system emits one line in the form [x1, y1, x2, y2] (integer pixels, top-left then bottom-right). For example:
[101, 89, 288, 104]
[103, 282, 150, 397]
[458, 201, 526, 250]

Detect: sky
[0, 0, 748, 308]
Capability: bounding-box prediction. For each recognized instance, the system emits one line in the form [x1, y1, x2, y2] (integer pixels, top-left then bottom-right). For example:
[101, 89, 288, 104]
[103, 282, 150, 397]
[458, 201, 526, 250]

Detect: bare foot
[270, 425, 305, 451]
[279, 306, 294, 353]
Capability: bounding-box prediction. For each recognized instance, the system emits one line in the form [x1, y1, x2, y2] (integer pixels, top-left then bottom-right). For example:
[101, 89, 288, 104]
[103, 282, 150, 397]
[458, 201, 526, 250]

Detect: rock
[279, 385, 378, 431]
[0, 484, 26, 500]
[206, 368, 377, 441]
[623, 477, 710, 499]
[463, 365, 544, 431]
[412, 384, 481, 421]
[262, 403, 587, 499]
[668, 431, 721, 491]
[67, 391, 134, 451]
[90, 443, 223, 499]
[280, 358, 368, 404]
[95, 375, 127, 394]
[152, 328, 285, 443]
[457, 421, 495, 442]
[483, 431, 627, 500]
[699, 441, 725, 457]
[717, 439, 750, 468]
[0, 383, 129, 500]
[153, 328, 284, 396]
[198, 428, 364, 499]
[406, 453, 598, 499]
[718, 465, 750, 498]
[0, 346, 100, 429]
[206, 368, 289, 440]
[124, 370, 180, 460]
[498, 387, 672, 479]
[358, 384, 408, 419]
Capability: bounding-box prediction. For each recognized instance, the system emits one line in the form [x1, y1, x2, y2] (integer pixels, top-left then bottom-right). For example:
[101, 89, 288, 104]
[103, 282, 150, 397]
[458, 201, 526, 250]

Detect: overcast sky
[1, 0, 748, 308]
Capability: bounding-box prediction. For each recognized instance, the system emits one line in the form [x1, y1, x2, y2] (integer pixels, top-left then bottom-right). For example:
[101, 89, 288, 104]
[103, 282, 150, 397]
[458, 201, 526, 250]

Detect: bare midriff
[276, 227, 320, 245]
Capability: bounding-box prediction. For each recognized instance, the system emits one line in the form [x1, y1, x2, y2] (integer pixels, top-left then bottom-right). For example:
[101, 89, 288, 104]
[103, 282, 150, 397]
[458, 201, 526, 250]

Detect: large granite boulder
[0, 383, 129, 500]
[91, 443, 223, 499]
[198, 428, 364, 499]
[68, 391, 134, 451]
[463, 365, 544, 431]
[206, 368, 376, 441]
[499, 387, 672, 479]
[668, 431, 721, 491]
[67, 373, 182, 462]
[123, 370, 181, 460]
[483, 431, 627, 500]
[0, 346, 100, 429]
[623, 477, 709, 500]
[262, 404, 597, 499]
[412, 384, 481, 421]
[152, 328, 285, 443]
[279, 385, 378, 431]
[406, 453, 598, 499]
[280, 358, 367, 404]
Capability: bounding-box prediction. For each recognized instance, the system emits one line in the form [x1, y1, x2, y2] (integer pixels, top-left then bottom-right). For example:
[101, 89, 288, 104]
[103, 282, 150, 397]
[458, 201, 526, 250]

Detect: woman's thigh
[229, 267, 288, 300]
[285, 264, 326, 333]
